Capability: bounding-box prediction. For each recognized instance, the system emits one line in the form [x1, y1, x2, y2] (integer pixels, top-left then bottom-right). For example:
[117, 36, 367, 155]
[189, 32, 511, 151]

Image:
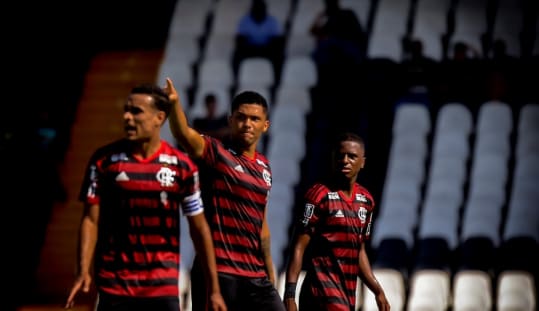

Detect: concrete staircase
[24, 49, 163, 311]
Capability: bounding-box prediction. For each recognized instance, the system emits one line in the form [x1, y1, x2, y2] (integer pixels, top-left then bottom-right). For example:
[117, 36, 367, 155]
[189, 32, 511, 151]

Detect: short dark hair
[333, 132, 365, 151]
[130, 83, 171, 116]
[230, 91, 269, 117]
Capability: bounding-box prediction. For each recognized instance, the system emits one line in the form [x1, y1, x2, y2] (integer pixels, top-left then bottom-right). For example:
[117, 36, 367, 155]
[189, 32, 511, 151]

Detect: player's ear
[156, 110, 166, 126]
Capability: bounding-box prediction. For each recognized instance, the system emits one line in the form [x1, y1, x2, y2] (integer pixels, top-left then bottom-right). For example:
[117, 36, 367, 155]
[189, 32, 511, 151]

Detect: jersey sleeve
[199, 135, 219, 166]
[78, 152, 102, 205]
[298, 184, 328, 236]
[361, 211, 374, 242]
[180, 160, 204, 217]
[360, 190, 375, 242]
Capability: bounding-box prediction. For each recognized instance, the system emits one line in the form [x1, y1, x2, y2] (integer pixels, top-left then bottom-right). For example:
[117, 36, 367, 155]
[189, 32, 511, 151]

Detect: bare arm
[65, 203, 99, 309]
[164, 78, 206, 158]
[283, 231, 310, 310]
[188, 213, 227, 310]
[358, 243, 390, 311]
[260, 213, 276, 285]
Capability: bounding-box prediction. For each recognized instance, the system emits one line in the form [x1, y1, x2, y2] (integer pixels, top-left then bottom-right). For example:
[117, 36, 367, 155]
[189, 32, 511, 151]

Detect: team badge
[358, 207, 367, 222]
[262, 169, 271, 186]
[156, 167, 176, 187]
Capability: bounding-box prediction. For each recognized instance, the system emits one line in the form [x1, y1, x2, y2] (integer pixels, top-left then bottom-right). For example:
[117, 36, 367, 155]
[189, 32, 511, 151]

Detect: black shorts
[95, 292, 180, 311]
[191, 260, 285, 311]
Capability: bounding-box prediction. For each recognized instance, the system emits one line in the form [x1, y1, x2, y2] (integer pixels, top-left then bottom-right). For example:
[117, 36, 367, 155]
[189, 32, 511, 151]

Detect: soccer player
[283, 132, 390, 311]
[165, 78, 285, 310]
[65, 83, 226, 311]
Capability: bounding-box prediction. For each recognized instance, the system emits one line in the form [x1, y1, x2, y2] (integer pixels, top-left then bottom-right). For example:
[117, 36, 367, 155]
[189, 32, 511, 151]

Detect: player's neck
[242, 148, 256, 159]
[332, 178, 355, 197]
[134, 138, 161, 159]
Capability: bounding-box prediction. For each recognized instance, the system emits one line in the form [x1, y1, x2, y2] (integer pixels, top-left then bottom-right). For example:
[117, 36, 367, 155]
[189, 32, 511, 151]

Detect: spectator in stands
[283, 132, 390, 311]
[402, 39, 438, 90]
[193, 93, 230, 142]
[441, 41, 483, 108]
[232, 0, 285, 83]
[165, 78, 285, 310]
[65, 83, 226, 311]
[452, 41, 480, 60]
[310, 0, 366, 70]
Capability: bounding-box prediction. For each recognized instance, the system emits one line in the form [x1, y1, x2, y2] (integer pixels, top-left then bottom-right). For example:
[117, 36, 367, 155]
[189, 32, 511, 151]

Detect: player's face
[123, 94, 164, 141]
[228, 103, 269, 148]
[333, 140, 365, 180]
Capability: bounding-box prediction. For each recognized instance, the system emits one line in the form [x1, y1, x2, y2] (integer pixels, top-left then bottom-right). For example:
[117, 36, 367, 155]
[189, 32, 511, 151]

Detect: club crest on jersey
[301, 203, 315, 225]
[156, 167, 176, 187]
[356, 193, 368, 203]
[159, 154, 178, 165]
[262, 169, 271, 186]
[328, 192, 339, 200]
[358, 207, 368, 222]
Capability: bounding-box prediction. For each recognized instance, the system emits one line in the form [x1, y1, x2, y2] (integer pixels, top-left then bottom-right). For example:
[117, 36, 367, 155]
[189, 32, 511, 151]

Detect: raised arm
[65, 203, 99, 309]
[358, 243, 390, 311]
[164, 78, 206, 158]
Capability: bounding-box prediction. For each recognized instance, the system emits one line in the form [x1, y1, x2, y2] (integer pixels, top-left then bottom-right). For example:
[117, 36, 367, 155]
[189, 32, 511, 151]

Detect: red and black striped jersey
[197, 136, 272, 278]
[79, 139, 203, 298]
[298, 182, 375, 310]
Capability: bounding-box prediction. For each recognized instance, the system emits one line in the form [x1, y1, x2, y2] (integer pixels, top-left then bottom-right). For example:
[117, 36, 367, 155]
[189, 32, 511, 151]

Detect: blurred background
[4, 0, 537, 310]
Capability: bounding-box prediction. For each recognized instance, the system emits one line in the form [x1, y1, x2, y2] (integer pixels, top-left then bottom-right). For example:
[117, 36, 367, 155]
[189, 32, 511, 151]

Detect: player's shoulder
[159, 140, 195, 164]
[255, 151, 270, 167]
[305, 183, 331, 200]
[355, 183, 375, 203]
[90, 139, 128, 160]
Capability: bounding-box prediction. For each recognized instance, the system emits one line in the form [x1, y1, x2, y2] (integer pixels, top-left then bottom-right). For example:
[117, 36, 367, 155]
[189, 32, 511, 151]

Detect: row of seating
[159, 0, 539, 121]
[369, 102, 537, 311]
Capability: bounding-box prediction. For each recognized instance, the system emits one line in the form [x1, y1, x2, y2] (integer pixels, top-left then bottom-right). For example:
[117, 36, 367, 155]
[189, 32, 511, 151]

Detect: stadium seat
[407, 269, 451, 311]
[367, 0, 412, 61]
[452, 270, 492, 311]
[280, 56, 318, 89]
[391, 103, 431, 137]
[273, 86, 312, 114]
[410, 0, 452, 60]
[362, 268, 406, 311]
[496, 271, 536, 311]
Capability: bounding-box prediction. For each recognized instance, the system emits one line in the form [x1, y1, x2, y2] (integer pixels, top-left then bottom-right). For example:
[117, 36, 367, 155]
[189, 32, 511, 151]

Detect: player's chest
[219, 157, 272, 190]
[104, 160, 181, 191]
[324, 192, 371, 227]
